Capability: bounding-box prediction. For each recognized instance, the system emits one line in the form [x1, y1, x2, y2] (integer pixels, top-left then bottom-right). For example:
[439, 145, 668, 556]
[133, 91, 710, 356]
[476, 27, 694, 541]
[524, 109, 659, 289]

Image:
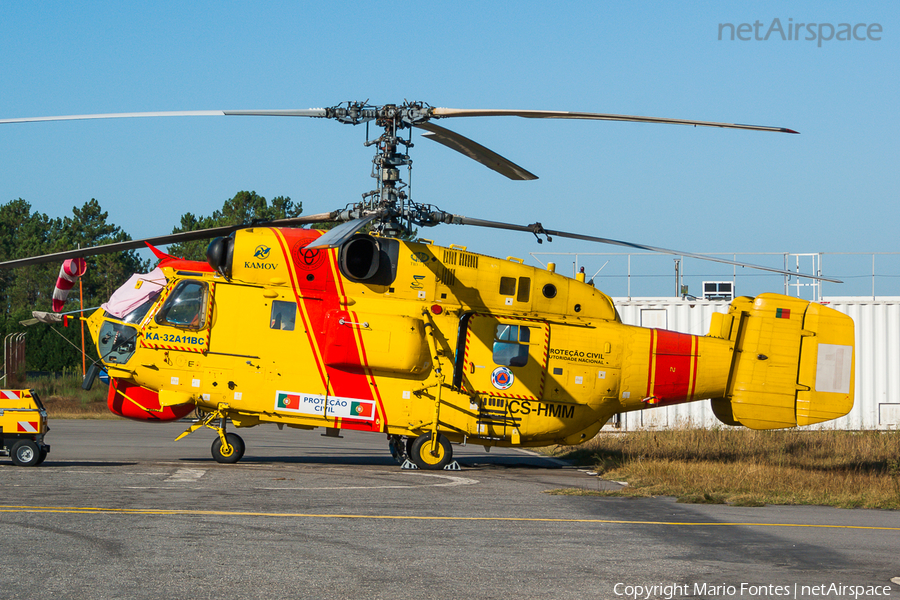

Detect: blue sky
[0, 1, 896, 297]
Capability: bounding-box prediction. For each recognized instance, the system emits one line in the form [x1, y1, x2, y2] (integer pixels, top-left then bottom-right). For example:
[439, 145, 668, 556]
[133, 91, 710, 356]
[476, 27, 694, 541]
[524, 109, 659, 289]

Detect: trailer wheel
[36, 448, 48, 465]
[211, 433, 245, 464]
[409, 433, 452, 470]
[11, 439, 40, 467]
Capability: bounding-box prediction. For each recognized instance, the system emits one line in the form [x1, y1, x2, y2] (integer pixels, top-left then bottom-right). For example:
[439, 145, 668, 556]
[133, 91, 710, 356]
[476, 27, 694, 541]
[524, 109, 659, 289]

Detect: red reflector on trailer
[431, 305, 443, 315]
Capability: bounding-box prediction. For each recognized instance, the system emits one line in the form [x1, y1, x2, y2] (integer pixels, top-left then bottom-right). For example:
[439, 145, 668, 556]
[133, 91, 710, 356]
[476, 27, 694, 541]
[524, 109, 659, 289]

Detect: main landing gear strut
[390, 310, 460, 471]
[176, 404, 245, 464]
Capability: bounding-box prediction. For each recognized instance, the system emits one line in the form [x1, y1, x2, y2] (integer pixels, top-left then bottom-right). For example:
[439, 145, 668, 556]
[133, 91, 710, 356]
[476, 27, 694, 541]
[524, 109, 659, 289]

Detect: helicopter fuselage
[85, 226, 855, 465]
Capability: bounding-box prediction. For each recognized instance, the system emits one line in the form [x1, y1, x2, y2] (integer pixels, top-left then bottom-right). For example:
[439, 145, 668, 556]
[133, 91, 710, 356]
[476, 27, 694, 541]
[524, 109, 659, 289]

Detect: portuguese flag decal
[351, 401, 373, 418]
[775, 308, 791, 319]
[277, 392, 301, 409]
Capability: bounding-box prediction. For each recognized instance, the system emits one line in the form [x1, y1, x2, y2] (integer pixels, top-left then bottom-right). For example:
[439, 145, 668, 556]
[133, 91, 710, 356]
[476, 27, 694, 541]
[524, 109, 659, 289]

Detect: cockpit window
[492, 324, 531, 367]
[98, 320, 139, 365]
[155, 281, 208, 330]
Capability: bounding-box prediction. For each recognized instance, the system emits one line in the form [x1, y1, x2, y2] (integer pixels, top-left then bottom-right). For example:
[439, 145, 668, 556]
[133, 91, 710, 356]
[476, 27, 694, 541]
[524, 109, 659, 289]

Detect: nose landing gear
[176, 403, 246, 464]
[211, 432, 246, 464]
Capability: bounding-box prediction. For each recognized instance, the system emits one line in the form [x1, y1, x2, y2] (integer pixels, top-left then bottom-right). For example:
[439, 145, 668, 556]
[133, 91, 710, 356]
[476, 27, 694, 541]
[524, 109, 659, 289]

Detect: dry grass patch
[549, 428, 900, 509]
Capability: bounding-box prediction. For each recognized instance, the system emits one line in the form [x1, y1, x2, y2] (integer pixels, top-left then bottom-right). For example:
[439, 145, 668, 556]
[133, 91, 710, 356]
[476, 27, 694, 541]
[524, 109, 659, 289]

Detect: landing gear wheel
[211, 433, 245, 464]
[389, 435, 404, 463]
[409, 432, 452, 470]
[11, 439, 40, 467]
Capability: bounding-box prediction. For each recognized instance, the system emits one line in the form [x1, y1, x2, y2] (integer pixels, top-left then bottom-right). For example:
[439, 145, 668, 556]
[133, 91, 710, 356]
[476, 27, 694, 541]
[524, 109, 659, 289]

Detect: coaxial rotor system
[0, 101, 828, 282]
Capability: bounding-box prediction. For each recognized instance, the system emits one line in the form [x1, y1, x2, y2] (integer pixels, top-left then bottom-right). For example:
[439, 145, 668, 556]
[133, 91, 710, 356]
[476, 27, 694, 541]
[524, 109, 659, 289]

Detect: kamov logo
[246, 246, 278, 270]
[718, 18, 883, 47]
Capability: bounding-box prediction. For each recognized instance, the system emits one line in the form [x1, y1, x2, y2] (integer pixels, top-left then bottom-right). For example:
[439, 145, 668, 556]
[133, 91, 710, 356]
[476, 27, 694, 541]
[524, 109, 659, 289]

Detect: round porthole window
[542, 284, 557, 299]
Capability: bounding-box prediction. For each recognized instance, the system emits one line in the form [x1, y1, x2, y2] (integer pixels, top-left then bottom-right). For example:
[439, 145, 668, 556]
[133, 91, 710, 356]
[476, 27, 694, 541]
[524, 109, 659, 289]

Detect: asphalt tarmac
[1, 420, 898, 600]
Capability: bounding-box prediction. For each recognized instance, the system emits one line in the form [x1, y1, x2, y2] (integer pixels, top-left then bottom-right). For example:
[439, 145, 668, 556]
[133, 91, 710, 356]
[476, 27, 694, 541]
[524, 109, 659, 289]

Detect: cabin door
[458, 314, 549, 436]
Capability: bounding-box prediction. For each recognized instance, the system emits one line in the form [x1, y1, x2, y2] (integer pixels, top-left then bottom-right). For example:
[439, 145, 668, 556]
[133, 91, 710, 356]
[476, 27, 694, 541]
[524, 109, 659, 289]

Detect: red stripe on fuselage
[689, 335, 699, 401]
[276, 229, 380, 432]
[274, 231, 330, 391]
[326, 250, 387, 431]
[646, 329, 656, 398]
[650, 329, 695, 403]
[319, 248, 379, 430]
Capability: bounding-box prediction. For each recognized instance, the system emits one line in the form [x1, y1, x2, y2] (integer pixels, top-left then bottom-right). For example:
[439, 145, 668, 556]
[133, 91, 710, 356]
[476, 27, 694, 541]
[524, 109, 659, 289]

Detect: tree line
[0, 191, 302, 375]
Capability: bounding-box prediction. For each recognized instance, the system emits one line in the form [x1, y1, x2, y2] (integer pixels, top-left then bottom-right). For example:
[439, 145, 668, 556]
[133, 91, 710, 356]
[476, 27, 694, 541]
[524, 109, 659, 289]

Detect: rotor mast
[325, 101, 437, 237]
[369, 104, 411, 236]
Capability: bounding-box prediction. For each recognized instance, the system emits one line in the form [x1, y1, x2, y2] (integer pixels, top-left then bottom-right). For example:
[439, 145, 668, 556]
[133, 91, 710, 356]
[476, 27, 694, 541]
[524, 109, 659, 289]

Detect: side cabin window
[492, 324, 531, 367]
[516, 276, 531, 302]
[155, 280, 209, 330]
[499, 277, 516, 296]
[270, 300, 297, 331]
[499, 276, 531, 302]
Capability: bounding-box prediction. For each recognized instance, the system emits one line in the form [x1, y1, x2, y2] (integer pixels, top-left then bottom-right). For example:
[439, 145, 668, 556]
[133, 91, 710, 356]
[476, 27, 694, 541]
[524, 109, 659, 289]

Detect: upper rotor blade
[431, 108, 799, 135]
[0, 213, 335, 269]
[451, 215, 840, 283]
[0, 109, 328, 125]
[414, 122, 537, 181]
[305, 214, 381, 250]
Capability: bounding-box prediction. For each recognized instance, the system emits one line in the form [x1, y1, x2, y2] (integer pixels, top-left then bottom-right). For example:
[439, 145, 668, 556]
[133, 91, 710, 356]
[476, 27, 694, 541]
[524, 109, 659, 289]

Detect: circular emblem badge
[292, 239, 326, 271]
[491, 366, 515, 391]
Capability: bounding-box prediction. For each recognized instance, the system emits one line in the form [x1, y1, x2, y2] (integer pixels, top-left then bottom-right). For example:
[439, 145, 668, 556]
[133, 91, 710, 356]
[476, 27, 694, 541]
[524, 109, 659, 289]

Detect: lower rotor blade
[415, 122, 537, 180]
[257, 212, 337, 227]
[451, 215, 840, 283]
[432, 108, 799, 135]
[305, 214, 381, 249]
[0, 213, 336, 269]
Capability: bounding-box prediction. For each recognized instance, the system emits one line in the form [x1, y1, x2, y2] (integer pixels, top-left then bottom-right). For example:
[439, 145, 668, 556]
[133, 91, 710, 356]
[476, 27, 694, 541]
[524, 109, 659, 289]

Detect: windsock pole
[80, 276, 85, 377]
[51, 254, 88, 376]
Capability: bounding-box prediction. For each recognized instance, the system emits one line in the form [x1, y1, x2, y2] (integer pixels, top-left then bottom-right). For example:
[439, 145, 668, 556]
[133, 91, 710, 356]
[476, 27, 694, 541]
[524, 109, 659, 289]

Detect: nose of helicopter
[107, 379, 195, 422]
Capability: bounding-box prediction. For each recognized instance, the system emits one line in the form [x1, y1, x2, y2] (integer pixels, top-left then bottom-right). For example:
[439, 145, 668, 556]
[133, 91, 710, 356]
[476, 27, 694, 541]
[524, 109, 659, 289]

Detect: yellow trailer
[0, 389, 50, 466]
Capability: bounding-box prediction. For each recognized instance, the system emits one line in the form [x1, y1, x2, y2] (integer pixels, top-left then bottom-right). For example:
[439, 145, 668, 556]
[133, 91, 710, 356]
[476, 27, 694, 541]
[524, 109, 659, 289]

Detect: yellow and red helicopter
[0, 102, 854, 469]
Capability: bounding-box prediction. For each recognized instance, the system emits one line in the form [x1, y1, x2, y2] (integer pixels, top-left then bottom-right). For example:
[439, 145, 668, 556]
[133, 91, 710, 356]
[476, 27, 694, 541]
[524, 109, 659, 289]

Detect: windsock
[52, 258, 87, 312]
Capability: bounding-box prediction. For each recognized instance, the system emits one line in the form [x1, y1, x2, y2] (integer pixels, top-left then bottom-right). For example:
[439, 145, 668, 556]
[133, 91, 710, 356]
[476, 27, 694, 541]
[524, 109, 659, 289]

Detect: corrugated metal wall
[607, 297, 900, 431]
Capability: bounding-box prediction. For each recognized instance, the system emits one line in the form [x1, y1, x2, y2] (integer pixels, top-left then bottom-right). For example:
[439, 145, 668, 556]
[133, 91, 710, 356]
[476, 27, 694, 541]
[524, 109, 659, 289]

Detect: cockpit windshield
[102, 268, 167, 319]
[121, 298, 156, 325]
[96, 269, 169, 366]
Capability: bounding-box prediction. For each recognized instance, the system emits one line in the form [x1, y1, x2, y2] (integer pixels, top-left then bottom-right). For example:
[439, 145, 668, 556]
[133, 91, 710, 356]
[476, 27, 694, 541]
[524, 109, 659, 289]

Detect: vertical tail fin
[709, 294, 854, 429]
